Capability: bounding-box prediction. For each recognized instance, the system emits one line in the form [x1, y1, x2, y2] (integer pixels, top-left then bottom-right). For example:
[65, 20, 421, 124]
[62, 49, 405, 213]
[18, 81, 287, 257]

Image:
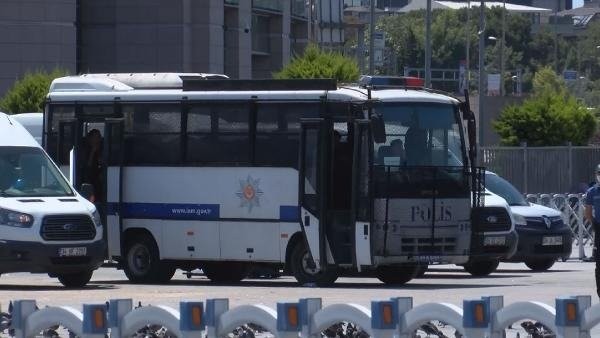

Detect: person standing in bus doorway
[584, 164, 600, 299]
[83, 129, 103, 203]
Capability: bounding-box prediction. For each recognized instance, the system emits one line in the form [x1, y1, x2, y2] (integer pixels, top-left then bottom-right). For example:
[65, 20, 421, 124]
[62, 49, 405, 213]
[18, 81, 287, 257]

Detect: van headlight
[92, 209, 102, 227]
[513, 214, 527, 226]
[0, 208, 34, 228]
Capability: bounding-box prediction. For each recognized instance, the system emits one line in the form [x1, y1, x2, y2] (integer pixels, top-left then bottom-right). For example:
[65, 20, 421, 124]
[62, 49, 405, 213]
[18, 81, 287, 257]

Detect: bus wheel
[463, 259, 499, 277]
[56, 270, 93, 288]
[124, 235, 174, 284]
[375, 264, 418, 285]
[290, 243, 338, 286]
[203, 262, 247, 283]
[525, 258, 555, 271]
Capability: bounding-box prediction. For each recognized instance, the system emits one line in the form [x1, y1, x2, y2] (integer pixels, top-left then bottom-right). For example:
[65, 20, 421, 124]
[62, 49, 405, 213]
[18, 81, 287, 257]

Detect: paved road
[0, 261, 596, 309]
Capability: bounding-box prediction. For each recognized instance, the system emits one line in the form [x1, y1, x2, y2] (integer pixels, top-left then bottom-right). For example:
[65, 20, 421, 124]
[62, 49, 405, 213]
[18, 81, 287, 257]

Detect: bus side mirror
[79, 183, 95, 201]
[371, 114, 386, 144]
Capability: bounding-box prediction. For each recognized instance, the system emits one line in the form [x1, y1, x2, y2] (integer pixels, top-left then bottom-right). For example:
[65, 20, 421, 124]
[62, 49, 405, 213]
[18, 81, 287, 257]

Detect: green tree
[274, 44, 359, 82]
[493, 67, 596, 146]
[0, 69, 68, 114]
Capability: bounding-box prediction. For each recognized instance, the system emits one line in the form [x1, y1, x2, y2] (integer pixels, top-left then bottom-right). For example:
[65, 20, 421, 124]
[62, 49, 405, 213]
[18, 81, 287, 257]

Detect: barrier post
[108, 299, 132, 338]
[82, 304, 107, 338]
[180, 301, 204, 338]
[463, 299, 489, 338]
[370, 300, 398, 338]
[11, 300, 37, 338]
[277, 302, 301, 338]
[205, 298, 228, 338]
[391, 297, 412, 338]
[299, 298, 321, 338]
[577, 295, 592, 338]
[555, 297, 580, 338]
[483, 296, 504, 338]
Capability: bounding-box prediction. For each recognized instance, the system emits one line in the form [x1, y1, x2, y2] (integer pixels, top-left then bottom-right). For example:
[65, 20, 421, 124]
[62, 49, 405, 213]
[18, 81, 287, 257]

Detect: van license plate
[542, 236, 563, 246]
[484, 236, 506, 246]
[59, 247, 87, 257]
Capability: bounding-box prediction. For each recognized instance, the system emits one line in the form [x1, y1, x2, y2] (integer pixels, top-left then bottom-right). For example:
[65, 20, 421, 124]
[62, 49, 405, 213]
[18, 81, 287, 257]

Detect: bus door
[298, 118, 331, 269]
[350, 120, 372, 270]
[56, 119, 79, 183]
[103, 118, 124, 259]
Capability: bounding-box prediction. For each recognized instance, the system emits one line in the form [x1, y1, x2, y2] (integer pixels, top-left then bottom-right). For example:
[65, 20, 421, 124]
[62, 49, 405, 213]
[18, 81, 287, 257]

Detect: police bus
[44, 73, 484, 285]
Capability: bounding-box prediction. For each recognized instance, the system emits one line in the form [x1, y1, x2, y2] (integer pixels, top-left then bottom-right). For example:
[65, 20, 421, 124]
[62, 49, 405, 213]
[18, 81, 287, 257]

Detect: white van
[10, 113, 43, 145]
[0, 112, 104, 287]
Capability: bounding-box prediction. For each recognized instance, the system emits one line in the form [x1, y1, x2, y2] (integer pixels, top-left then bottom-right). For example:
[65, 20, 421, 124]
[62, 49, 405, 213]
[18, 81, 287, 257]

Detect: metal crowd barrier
[526, 193, 595, 260]
[5, 296, 600, 338]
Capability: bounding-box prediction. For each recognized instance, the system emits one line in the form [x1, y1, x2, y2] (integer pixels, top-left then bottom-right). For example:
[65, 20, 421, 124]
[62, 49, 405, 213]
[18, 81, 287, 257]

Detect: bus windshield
[373, 102, 465, 167]
[0, 147, 73, 197]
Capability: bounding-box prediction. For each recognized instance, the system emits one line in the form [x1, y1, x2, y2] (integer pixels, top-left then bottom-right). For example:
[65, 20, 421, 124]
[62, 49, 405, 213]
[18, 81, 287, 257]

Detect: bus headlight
[92, 209, 102, 227]
[0, 208, 34, 228]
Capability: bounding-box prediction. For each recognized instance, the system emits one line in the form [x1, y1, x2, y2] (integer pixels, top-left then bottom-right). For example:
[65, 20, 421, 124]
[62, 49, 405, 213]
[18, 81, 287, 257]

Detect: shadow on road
[91, 277, 526, 290]
[0, 283, 116, 291]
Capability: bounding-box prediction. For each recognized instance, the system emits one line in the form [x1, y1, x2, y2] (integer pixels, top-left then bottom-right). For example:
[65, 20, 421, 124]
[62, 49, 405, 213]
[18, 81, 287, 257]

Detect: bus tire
[375, 264, 418, 285]
[525, 258, 555, 271]
[463, 259, 499, 277]
[56, 270, 93, 288]
[203, 262, 247, 283]
[124, 234, 174, 284]
[290, 243, 338, 286]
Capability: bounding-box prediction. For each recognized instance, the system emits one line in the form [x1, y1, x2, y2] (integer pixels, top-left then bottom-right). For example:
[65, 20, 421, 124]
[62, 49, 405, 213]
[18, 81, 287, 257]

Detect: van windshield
[0, 147, 73, 197]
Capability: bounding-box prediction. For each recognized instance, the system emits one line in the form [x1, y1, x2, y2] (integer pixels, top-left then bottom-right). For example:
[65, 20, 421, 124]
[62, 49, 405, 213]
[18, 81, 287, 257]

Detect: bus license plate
[484, 236, 506, 246]
[59, 247, 87, 257]
[542, 236, 563, 246]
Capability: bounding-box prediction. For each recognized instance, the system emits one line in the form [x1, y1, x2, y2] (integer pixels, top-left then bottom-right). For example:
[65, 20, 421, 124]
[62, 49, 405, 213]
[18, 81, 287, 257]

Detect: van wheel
[463, 259, 499, 277]
[203, 262, 247, 283]
[57, 270, 93, 288]
[525, 258, 555, 271]
[290, 243, 338, 286]
[124, 235, 175, 284]
[376, 264, 418, 285]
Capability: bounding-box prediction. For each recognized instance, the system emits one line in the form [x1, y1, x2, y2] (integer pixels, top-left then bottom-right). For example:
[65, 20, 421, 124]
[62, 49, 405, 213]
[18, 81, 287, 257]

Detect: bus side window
[255, 103, 318, 168]
[122, 104, 182, 165]
[46, 105, 75, 164]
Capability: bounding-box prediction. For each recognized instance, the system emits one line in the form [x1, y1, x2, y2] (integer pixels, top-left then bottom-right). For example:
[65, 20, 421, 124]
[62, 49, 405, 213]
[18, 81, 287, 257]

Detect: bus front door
[103, 119, 124, 260]
[350, 120, 372, 270]
[298, 118, 331, 270]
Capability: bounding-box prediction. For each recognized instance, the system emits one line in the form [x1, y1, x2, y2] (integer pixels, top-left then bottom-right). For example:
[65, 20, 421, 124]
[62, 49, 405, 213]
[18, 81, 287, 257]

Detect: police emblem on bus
[236, 176, 263, 212]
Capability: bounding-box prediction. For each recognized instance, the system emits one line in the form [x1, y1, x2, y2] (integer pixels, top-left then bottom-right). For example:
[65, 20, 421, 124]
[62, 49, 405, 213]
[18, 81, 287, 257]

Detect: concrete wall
[0, 0, 76, 98]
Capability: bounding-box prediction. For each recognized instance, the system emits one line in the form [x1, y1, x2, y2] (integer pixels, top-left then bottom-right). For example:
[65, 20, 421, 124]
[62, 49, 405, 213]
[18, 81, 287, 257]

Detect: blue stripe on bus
[108, 202, 220, 220]
[107, 203, 299, 222]
[279, 205, 300, 222]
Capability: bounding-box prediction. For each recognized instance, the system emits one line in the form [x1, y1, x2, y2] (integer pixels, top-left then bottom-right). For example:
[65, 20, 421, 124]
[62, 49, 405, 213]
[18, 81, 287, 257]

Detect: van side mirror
[79, 183, 95, 201]
[371, 114, 386, 144]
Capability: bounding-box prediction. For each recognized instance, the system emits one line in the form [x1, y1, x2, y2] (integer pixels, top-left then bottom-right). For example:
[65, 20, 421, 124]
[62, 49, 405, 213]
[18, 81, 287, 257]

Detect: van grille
[472, 207, 512, 232]
[41, 215, 96, 241]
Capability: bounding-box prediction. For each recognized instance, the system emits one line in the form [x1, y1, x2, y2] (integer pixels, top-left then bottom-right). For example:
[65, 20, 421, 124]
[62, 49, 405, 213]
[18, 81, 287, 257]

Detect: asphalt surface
[0, 260, 596, 309]
[0, 259, 598, 336]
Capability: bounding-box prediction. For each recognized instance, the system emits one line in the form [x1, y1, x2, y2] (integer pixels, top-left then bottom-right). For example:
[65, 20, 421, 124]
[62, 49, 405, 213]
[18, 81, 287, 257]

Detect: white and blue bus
[44, 73, 484, 285]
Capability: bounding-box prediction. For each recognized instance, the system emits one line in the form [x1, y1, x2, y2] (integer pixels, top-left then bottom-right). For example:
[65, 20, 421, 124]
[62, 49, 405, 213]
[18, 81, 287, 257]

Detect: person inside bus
[389, 139, 406, 165]
[83, 129, 103, 202]
[404, 126, 429, 166]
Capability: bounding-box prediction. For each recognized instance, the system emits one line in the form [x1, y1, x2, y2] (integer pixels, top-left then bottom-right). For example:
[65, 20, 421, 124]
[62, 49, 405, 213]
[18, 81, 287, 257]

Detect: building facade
[0, 0, 343, 98]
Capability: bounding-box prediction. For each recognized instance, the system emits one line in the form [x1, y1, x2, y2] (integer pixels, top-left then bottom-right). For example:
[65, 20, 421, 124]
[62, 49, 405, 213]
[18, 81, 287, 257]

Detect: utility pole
[500, 0, 506, 95]
[478, 0, 485, 146]
[466, 1, 471, 91]
[425, 0, 432, 87]
[369, 0, 375, 75]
